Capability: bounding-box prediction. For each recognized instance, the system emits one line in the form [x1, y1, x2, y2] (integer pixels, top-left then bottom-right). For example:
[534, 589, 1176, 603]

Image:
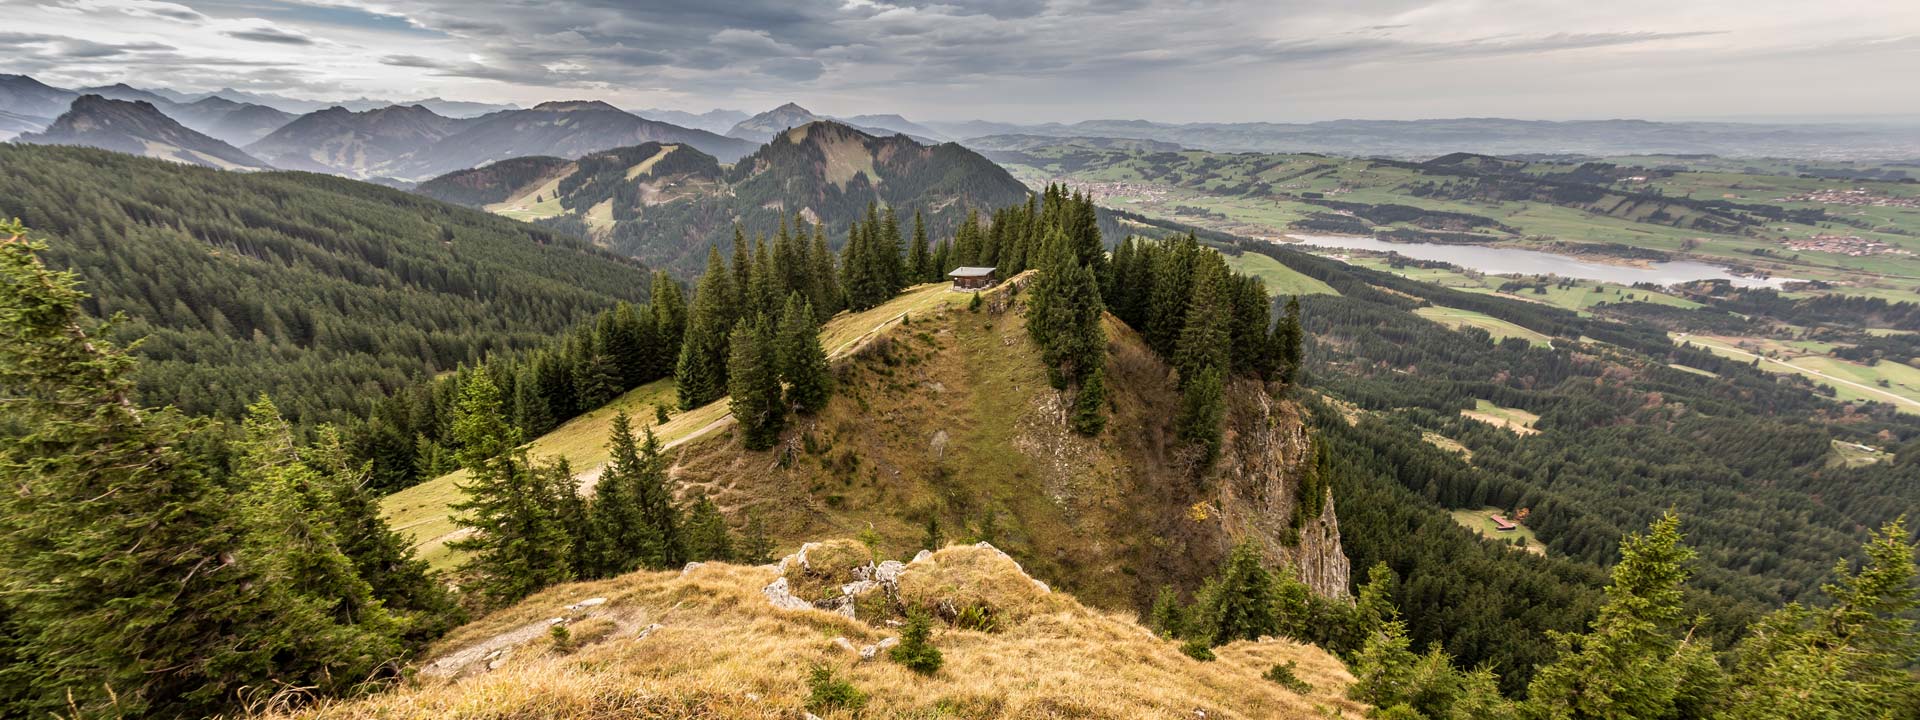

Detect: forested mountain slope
[0, 144, 656, 426]
[419, 122, 1030, 274]
[246, 104, 473, 177]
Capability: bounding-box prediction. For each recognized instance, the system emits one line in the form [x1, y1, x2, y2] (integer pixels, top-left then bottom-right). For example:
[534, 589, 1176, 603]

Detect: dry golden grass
[273, 544, 1363, 720]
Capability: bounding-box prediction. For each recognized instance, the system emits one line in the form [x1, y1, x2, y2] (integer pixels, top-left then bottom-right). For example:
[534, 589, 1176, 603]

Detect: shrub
[890, 609, 945, 675]
[1179, 637, 1215, 661]
[548, 624, 572, 652]
[955, 604, 1002, 633]
[806, 665, 868, 713]
[1265, 661, 1313, 694]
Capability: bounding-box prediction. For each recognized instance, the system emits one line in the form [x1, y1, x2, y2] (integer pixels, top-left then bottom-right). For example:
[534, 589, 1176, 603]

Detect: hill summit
[15, 95, 270, 170]
[274, 541, 1362, 719]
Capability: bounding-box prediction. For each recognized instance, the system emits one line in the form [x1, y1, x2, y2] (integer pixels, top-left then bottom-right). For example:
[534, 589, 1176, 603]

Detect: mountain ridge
[15, 95, 270, 170]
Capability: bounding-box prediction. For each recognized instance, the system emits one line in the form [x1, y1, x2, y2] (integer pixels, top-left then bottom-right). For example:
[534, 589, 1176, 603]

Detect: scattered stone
[929, 429, 950, 460]
[680, 561, 705, 576]
[877, 637, 900, 651]
[859, 644, 879, 661]
[875, 560, 906, 584]
[547, 617, 566, 625]
[912, 549, 933, 563]
[762, 577, 812, 611]
[831, 637, 857, 654]
[565, 597, 606, 611]
[635, 623, 664, 640]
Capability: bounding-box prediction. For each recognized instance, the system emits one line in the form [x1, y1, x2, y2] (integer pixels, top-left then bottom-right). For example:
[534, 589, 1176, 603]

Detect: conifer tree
[0, 222, 388, 716]
[677, 247, 736, 410]
[630, 425, 685, 569]
[731, 225, 753, 313]
[305, 425, 461, 644]
[728, 314, 785, 450]
[1191, 542, 1279, 647]
[932, 237, 953, 282]
[809, 222, 842, 315]
[1027, 229, 1108, 435]
[1178, 365, 1226, 461]
[908, 209, 931, 282]
[1275, 295, 1304, 384]
[740, 511, 776, 564]
[585, 412, 659, 577]
[778, 292, 833, 414]
[1175, 257, 1232, 387]
[890, 608, 944, 674]
[879, 204, 905, 293]
[447, 374, 574, 608]
[651, 270, 688, 373]
[683, 493, 735, 562]
[1524, 512, 1698, 720]
[751, 234, 782, 320]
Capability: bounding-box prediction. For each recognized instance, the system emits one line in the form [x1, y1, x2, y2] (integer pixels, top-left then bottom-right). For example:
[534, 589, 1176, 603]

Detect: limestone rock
[762, 577, 812, 611]
[564, 597, 606, 611]
[831, 636, 857, 654]
[635, 623, 663, 640]
[680, 561, 705, 576]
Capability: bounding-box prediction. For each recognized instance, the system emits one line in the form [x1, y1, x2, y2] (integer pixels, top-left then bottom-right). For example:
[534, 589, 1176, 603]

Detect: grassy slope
[1460, 400, 1541, 435]
[1414, 305, 1553, 347]
[1223, 251, 1340, 297]
[279, 545, 1363, 719]
[382, 282, 975, 570]
[1676, 333, 1920, 412]
[1448, 507, 1546, 556]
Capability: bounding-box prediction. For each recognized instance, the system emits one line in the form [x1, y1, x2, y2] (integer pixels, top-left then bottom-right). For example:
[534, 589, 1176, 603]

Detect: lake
[1283, 234, 1791, 288]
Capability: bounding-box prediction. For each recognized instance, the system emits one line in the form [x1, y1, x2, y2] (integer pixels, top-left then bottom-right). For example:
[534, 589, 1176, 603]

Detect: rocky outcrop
[1214, 386, 1351, 598]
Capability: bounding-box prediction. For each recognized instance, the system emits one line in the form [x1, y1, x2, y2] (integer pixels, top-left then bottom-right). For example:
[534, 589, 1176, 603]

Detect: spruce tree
[684, 493, 735, 562]
[750, 234, 782, 320]
[1275, 295, 1303, 384]
[1175, 257, 1231, 386]
[447, 374, 574, 608]
[777, 292, 832, 414]
[0, 223, 384, 716]
[631, 426, 685, 568]
[931, 237, 953, 282]
[651, 270, 688, 374]
[1177, 365, 1226, 461]
[731, 225, 753, 313]
[586, 412, 659, 577]
[890, 608, 944, 674]
[677, 247, 736, 410]
[1524, 512, 1697, 720]
[1193, 542, 1279, 647]
[809, 222, 842, 315]
[908, 209, 931, 282]
[728, 314, 785, 450]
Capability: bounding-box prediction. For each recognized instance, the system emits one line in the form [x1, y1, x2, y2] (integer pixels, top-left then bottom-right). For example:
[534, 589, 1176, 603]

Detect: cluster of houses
[1781, 233, 1913, 257]
[1780, 188, 1920, 209]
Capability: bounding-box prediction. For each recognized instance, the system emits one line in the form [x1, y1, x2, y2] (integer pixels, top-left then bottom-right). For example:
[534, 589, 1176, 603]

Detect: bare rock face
[1213, 388, 1351, 598]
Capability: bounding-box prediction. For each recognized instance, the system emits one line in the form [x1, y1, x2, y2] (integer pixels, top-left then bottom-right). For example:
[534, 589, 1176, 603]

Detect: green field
[1676, 333, 1920, 413]
[1221, 250, 1339, 296]
[1415, 305, 1554, 348]
[1461, 400, 1541, 435]
[1828, 438, 1892, 468]
[1448, 506, 1545, 555]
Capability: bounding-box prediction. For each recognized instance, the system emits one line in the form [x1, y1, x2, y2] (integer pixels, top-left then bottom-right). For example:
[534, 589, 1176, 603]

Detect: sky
[2, 0, 1917, 124]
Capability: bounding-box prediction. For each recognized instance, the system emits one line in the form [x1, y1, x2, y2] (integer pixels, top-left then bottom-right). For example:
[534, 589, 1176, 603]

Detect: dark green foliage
[1180, 637, 1216, 661]
[1026, 222, 1108, 435]
[777, 293, 832, 414]
[1177, 365, 1226, 460]
[0, 222, 433, 717]
[446, 374, 575, 608]
[1148, 585, 1187, 639]
[1275, 295, 1304, 383]
[908, 209, 932, 282]
[683, 492, 735, 562]
[740, 511, 776, 565]
[1265, 661, 1313, 694]
[1190, 542, 1279, 647]
[728, 314, 784, 450]
[921, 515, 945, 552]
[805, 664, 868, 713]
[584, 412, 662, 577]
[677, 247, 736, 410]
[0, 145, 653, 432]
[841, 202, 908, 311]
[890, 608, 945, 675]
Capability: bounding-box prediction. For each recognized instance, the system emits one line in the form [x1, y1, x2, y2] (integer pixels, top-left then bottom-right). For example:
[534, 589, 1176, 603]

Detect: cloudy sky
[3, 0, 1917, 123]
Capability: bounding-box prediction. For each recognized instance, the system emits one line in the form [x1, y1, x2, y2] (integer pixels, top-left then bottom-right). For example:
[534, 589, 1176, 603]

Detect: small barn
[948, 266, 998, 291]
[1489, 514, 1517, 531]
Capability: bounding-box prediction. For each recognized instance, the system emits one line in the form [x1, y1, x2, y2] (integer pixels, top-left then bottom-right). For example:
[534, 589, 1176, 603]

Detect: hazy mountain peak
[531, 99, 623, 113]
[16, 95, 270, 171]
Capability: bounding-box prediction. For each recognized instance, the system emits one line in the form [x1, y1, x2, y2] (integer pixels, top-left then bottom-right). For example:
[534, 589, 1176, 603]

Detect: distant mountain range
[15, 95, 270, 170]
[630, 107, 750, 135]
[417, 120, 1027, 273]
[725, 102, 944, 144]
[938, 117, 1920, 161]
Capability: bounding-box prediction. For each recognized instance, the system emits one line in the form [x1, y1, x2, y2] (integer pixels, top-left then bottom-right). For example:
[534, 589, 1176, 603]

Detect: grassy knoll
[1415, 305, 1554, 347]
[1460, 400, 1540, 436]
[483, 169, 572, 222]
[1449, 507, 1546, 555]
[380, 281, 976, 570]
[1828, 438, 1892, 469]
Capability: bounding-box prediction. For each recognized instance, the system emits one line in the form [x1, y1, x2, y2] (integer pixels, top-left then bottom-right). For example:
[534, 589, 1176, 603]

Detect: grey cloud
[224, 26, 316, 45]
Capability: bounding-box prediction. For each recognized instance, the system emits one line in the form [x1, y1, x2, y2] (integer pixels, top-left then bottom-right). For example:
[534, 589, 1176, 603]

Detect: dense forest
[0, 145, 654, 428]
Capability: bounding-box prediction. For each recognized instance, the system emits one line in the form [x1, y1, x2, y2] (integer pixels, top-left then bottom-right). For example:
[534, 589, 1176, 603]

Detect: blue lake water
[1283, 234, 1791, 288]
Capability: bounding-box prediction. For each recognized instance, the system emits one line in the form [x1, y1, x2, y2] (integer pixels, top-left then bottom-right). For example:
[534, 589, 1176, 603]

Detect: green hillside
[0, 144, 655, 426]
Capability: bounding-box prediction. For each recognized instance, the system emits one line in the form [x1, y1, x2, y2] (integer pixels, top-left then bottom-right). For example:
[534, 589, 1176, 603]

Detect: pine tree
[585, 412, 659, 577]
[1524, 512, 1697, 720]
[728, 314, 785, 450]
[651, 270, 688, 375]
[740, 511, 776, 564]
[750, 234, 782, 320]
[0, 223, 387, 716]
[1275, 295, 1303, 384]
[683, 493, 735, 562]
[447, 373, 575, 608]
[677, 247, 736, 410]
[908, 209, 931, 282]
[890, 608, 944, 674]
[1192, 542, 1279, 647]
[809, 222, 842, 315]
[1026, 228, 1107, 434]
[631, 425, 685, 568]
[731, 225, 753, 314]
[931, 237, 953, 283]
[1177, 365, 1226, 461]
[305, 425, 461, 645]
[777, 292, 832, 414]
[879, 204, 905, 294]
[1175, 257, 1231, 386]
[1148, 585, 1187, 639]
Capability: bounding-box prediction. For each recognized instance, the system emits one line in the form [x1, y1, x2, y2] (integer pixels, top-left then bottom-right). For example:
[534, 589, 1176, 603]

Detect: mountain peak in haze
[531, 100, 623, 113]
[17, 95, 270, 171]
